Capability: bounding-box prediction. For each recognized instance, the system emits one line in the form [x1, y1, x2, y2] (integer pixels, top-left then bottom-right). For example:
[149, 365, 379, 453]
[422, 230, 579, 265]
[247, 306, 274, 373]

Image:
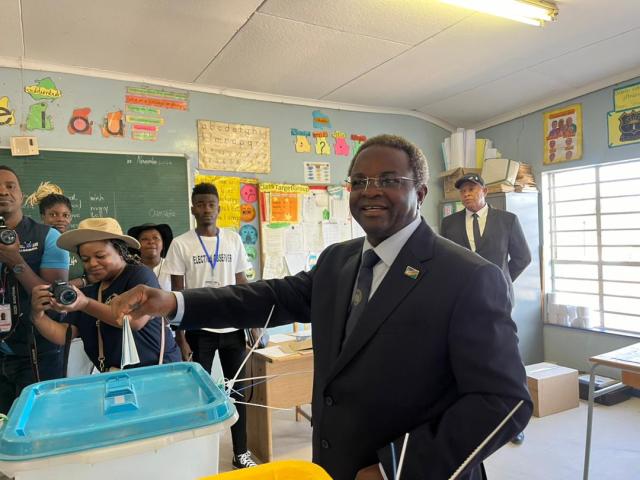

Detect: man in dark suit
[440, 173, 531, 306]
[440, 173, 531, 445]
[112, 135, 532, 480]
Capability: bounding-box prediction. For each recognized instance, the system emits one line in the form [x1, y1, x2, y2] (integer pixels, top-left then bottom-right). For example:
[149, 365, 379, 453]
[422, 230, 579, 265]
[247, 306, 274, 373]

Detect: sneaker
[232, 451, 257, 469]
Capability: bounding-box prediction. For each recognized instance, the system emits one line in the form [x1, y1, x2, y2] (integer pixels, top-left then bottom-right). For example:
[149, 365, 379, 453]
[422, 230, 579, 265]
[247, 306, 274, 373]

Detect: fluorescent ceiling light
[440, 0, 558, 26]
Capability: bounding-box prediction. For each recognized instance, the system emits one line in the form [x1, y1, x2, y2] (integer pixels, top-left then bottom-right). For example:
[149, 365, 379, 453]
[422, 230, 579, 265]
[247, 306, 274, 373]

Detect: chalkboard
[0, 149, 190, 236]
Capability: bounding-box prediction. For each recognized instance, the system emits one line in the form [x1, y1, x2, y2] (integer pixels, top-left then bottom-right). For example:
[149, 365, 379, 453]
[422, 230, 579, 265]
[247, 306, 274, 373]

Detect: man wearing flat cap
[441, 173, 531, 306]
[441, 172, 531, 444]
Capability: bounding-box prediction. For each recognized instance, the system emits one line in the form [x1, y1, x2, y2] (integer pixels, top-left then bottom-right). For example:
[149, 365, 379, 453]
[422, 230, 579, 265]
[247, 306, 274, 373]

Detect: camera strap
[62, 323, 72, 377]
[96, 286, 106, 372]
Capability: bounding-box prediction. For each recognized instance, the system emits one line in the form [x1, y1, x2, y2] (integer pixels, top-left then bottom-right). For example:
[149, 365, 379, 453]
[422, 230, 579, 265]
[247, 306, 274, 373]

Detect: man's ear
[417, 184, 428, 207]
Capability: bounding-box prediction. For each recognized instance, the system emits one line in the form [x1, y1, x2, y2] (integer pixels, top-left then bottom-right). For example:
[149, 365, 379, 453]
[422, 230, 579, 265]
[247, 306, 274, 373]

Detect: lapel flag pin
[404, 266, 419, 279]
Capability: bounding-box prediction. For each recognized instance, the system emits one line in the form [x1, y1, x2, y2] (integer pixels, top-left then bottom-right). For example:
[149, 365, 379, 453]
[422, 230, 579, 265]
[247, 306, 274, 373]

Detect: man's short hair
[347, 134, 429, 186]
[0, 165, 20, 186]
[192, 182, 219, 201]
[39, 194, 72, 215]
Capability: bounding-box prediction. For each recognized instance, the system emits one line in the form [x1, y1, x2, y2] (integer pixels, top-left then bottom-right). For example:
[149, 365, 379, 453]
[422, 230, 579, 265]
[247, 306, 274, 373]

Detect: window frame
[542, 159, 640, 335]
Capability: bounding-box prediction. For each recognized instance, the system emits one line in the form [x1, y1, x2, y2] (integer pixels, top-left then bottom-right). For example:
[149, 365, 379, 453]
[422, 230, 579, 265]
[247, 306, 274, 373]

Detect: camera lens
[58, 288, 78, 306]
[0, 229, 16, 245]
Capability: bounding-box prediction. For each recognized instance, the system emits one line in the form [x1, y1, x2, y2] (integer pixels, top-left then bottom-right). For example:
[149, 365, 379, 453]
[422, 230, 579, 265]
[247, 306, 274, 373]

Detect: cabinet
[440, 192, 542, 364]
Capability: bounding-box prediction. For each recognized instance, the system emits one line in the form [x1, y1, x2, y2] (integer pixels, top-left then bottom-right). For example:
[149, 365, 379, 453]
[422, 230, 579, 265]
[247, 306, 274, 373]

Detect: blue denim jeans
[0, 349, 63, 414]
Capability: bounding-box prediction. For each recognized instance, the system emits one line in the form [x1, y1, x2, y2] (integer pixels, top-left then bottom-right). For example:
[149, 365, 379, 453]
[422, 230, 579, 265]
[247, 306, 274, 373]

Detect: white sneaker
[232, 451, 257, 468]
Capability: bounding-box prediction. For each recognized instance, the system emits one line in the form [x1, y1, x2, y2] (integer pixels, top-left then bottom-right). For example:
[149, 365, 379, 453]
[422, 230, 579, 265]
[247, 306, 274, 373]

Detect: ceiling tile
[325, 0, 640, 111]
[259, 0, 470, 45]
[0, 0, 23, 58]
[420, 70, 567, 127]
[528, 27, 640, 88]
[20, 0, 262, 82]
[196, 13, 408, 98]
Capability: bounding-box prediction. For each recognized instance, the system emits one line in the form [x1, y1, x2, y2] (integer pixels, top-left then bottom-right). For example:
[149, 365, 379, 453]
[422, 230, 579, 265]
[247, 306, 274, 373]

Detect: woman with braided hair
[30, 218, 180, 372]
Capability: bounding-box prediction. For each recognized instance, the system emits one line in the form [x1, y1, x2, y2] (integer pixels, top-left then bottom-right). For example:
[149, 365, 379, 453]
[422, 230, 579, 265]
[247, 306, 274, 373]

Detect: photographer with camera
[30, 218, 180, 372]
[0, 166, 70, 414]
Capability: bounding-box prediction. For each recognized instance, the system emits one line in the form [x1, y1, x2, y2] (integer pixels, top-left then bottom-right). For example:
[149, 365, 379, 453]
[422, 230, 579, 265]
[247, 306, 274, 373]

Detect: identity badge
[0, 304, 12, 333]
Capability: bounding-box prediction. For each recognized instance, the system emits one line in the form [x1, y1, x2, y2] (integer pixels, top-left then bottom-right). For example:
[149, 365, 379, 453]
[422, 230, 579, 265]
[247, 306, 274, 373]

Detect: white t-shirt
[152, 258, 172, 291]
[164, 228, 250, 333]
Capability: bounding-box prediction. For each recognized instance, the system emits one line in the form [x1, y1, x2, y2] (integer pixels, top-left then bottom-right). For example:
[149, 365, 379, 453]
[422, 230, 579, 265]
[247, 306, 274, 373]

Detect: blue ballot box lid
[0, 362, 235, 462]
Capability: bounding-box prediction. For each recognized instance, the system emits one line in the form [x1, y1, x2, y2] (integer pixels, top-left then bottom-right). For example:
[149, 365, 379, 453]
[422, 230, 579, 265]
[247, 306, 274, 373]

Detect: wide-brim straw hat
[57, 217, 141, 252]
[127, 223, 173, 257]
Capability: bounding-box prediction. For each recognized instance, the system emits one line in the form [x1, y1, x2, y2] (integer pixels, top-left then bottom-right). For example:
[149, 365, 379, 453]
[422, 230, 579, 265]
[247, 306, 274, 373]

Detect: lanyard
[196, 231, 220, 274]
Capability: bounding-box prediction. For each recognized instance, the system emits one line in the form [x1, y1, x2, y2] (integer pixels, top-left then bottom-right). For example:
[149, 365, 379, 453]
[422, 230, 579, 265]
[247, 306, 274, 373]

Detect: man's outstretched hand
[110, 285, 177, 330]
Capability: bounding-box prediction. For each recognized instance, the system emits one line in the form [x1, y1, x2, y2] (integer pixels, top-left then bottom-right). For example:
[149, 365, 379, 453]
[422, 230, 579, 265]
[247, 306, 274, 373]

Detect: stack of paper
[515, 163, 538, 192]
[481, 158, 520, 186]
[442, 129, 478, 170]
[474, 138, 494, 169]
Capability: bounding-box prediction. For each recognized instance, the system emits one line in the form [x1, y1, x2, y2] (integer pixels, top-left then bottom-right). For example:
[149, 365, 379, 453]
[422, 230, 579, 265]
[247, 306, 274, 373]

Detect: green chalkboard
[0, 149, 190, 236]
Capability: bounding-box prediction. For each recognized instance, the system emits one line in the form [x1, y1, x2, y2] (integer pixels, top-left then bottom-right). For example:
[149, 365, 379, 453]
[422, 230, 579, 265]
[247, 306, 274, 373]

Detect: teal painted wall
[479, 77, 640, 374]
[0, 67, 450, 226]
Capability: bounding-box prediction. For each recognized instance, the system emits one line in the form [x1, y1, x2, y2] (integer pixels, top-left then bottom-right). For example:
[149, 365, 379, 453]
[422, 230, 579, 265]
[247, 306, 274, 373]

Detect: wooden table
[583, 342, 640, 479]
[244, 349, 314, 463]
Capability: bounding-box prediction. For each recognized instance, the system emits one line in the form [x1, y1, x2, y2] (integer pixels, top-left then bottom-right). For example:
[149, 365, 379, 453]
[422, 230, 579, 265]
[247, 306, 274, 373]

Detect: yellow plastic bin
[201, 460, 332, 480]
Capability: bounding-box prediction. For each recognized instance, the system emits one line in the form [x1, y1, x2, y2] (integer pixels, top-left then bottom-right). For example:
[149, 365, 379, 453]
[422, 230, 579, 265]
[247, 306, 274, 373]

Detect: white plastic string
[225, 370, 313, 386]
[233, 400, 293, 412]
[396, 433, 410, 480]
[225, 305, 275, 395]
[448, 400, 524, 480]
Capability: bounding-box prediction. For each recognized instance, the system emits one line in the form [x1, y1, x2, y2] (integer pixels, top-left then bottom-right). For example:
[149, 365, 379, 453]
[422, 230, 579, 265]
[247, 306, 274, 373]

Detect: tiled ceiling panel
[259, 0, 471, 44]
[0, 0, 23, 58]
[20, 0, 262, 82]
[196, 13, 408, 98]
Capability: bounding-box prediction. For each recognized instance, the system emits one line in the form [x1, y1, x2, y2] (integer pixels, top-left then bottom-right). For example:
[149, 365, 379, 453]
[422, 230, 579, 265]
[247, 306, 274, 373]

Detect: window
[542, 159, 640, 335]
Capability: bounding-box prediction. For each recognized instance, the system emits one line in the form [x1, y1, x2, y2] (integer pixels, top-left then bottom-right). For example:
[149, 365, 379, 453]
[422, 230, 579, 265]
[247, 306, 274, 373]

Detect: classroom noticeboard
[0, 149, 190, 236]
[258, 183, 361, 279]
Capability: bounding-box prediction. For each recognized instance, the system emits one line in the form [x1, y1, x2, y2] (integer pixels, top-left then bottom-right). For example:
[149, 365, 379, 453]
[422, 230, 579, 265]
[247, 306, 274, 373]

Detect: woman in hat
[127, 223, 173, 291]
[30, 217, 180, 372]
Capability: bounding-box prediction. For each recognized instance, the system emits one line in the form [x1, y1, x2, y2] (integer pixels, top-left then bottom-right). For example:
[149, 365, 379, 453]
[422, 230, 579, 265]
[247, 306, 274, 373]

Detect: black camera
[0, 216, 17, 246]
[49, 281, 78, 305]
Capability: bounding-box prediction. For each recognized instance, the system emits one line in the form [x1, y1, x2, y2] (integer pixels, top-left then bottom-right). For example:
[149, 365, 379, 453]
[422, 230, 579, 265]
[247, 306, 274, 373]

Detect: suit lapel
[327, 240, 362, 363]
[326, 221, 435, 384]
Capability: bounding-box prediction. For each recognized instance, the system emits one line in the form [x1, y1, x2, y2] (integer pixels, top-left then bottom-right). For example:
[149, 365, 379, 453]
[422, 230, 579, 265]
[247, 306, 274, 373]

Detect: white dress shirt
[465, 204, 488, 252]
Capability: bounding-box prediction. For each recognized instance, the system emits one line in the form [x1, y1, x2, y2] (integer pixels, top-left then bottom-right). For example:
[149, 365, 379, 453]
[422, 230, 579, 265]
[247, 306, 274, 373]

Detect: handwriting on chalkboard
[125, 156, 173, 166]
[90, 206, 109, 217]
[149, 208, 176, 218]
[89, 193, 105, 202]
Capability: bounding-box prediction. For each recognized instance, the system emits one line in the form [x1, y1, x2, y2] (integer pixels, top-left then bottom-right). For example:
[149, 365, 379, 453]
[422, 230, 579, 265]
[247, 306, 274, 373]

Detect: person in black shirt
[31, 217, 179, 371]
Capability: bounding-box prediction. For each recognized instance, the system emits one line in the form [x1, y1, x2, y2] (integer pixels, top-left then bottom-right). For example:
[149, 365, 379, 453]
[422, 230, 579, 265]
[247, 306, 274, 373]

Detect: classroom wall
[479, 76, 640, 375]
[0, 66, 450, 227]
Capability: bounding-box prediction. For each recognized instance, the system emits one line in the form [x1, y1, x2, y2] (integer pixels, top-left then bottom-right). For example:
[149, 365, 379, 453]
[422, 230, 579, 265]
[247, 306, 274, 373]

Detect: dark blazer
[440, 206, 531, 304]
[180, 220, 532, 480]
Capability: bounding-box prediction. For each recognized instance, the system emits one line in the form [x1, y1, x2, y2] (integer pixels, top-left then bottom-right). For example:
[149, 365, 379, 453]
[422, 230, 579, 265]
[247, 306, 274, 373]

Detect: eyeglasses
[346, 176, 418, 191]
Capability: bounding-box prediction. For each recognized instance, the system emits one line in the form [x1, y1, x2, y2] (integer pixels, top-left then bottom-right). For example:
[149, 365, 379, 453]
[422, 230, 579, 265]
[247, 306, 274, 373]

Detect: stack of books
[515, 163, 538, 192]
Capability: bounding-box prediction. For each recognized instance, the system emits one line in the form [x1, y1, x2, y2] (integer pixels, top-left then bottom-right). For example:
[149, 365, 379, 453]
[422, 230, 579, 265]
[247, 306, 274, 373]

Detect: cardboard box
[525, 362, 579, 417]
[439, 167, 482, 200]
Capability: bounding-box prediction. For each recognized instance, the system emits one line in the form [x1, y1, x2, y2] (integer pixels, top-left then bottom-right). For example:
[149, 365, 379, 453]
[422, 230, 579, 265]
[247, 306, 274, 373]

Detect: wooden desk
[245, 350, 313, 463]
[583, 342, 640, 480]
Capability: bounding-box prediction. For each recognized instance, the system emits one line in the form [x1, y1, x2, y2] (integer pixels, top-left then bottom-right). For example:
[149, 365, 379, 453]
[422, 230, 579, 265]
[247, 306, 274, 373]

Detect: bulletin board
[258, 182, 364, 279]
[195, 173, 261, 281]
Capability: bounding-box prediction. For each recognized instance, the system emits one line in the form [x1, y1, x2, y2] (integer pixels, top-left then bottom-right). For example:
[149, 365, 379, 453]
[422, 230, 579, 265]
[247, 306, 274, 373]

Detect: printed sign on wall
[198, 120, 271, 173]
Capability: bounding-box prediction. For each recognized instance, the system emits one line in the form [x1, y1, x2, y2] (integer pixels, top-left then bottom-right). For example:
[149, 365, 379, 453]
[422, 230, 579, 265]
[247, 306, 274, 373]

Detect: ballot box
[0, 362, 236, 480]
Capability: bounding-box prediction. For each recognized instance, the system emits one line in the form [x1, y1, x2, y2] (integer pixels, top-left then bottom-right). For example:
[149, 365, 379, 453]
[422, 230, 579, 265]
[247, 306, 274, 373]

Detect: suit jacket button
[324, 396, 334, 406]
[321, 439, 330, 449]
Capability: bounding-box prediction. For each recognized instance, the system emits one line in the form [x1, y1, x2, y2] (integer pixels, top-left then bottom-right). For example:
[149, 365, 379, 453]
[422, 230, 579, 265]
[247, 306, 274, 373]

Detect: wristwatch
[12, 263, 26, 275]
